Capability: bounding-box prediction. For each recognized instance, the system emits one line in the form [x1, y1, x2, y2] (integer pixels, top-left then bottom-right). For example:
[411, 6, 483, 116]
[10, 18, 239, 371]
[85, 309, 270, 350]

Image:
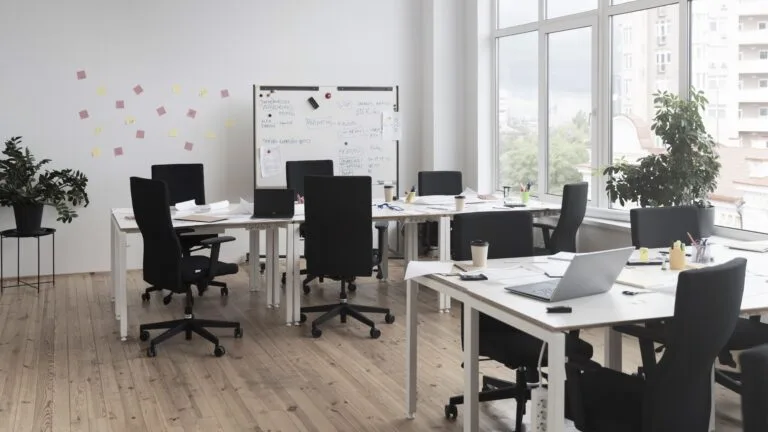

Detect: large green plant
[604, 89, 721, 208]
[0, 136, 89, 222]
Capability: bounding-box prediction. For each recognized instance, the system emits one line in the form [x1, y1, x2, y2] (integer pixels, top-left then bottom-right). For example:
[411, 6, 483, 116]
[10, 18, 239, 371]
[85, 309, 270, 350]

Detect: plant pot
[697, 206, 715, 238]
[13, 203, 43, 234]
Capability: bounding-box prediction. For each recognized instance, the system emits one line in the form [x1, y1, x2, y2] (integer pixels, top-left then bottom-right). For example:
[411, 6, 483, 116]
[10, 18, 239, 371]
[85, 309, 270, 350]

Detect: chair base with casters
[299, 279, 394, 338]
[139, 290, 242, 357]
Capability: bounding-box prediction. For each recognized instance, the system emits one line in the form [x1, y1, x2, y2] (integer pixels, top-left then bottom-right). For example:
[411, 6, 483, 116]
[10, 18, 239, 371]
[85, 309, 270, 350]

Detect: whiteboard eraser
[307, 97, 319, 109]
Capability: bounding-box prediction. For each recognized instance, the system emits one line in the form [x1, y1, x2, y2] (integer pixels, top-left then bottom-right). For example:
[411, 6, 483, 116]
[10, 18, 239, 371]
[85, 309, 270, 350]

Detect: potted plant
[603, 89, 721, 236]
[0, 136, 89, 234]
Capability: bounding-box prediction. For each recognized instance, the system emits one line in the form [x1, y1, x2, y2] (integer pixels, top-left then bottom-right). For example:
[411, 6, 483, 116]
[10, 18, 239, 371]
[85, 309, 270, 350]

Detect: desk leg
[265, 228, 275, 309]
[438, 216, 451, 312]
[116, 230, 128, 341]
[380, 222, 389, 280]
[271, 228, 281, 308]
[709, 366, 716, 432]
[604, 328, 623, 371]
[463, 306, 479, 432]
[111, 219, 117, 305]
[547, 331, 566, 432]
[286, 224, 300, 326]
[249, 229, 260, 292]
[405, 223, 419, 419]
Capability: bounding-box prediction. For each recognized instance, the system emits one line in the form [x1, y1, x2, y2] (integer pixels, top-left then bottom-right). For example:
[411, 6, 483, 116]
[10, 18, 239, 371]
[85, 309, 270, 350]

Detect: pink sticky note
[156, 106, 166, 116]
[220, 89, 229, 98]
[136, 130, 145, 139]
[133, 84, 143, 95]
[187, 109, 197, 119]
[114, 147, 124, 157]
[116, 100, 125, 109]
[76, 70, 87, 80]
[184, 141, 194, 151]
[78, 109, 89, 120]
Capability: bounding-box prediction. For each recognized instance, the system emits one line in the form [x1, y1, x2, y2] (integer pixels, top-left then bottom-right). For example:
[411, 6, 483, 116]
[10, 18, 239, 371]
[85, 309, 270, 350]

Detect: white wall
[0, 0, 423, 275]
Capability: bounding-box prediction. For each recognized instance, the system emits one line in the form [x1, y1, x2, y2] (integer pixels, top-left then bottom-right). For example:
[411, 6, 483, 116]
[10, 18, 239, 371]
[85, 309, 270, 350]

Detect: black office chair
[298, 175, 394, 338]
[629, 206, 700, 248]
[534, 182, 588, 255]
[147, 164, 229, 300]
[130, 177, 242, 358]
[565, 258, 746, 432]
[418, 171, 462, 254]
[741, 344, 768, 432]
[444, 211, 595, 431]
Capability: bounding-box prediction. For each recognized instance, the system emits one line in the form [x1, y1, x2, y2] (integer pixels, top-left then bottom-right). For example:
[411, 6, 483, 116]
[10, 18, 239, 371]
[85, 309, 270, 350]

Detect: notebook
[173, 214, 228, 223]
[724, 240, 768, 253]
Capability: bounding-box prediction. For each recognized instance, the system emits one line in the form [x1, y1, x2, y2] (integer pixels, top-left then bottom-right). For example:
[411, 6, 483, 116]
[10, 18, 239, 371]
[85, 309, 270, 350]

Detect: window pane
[498, 33, 539, 193]
[547, 0, 596, 19]
[498, 0, 538, 28]
[610, 5, 679, 210]
[692, 0, 768, 232]
[547, 27, 592, 196]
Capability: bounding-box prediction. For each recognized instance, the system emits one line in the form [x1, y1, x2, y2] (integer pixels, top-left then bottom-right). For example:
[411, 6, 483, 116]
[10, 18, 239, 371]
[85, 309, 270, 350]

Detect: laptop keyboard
[509, 280, 558, 299]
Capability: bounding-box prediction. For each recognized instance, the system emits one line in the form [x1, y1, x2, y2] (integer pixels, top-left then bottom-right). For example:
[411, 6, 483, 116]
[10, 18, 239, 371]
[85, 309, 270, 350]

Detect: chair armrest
[200, 236, 236, 246]
[174, 227, 196, 235]
[533, 221, 556, 230]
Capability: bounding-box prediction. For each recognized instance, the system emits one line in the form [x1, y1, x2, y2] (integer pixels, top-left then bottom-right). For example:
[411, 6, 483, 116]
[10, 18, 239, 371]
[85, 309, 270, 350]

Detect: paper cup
[384, 185, 394, 202]
[470, 240, 489, 268]
[455, 195, 466, 211]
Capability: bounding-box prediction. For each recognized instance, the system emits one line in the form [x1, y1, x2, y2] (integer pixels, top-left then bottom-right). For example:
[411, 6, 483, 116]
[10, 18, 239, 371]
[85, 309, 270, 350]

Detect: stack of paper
[724, 240, 768, 253]
[404, 261, 454, 280]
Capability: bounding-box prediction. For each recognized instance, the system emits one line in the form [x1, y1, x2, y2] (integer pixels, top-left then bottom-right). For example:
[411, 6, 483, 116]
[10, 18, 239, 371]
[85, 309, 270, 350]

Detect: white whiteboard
[253, 85, 399, 197]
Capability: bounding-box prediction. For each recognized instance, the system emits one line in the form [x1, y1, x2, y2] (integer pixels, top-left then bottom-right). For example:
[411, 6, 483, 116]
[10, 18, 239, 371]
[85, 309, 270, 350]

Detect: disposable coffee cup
[470, 240, 489, 268]
[455, 195, 466, 211]
[384, 185, 394, 202]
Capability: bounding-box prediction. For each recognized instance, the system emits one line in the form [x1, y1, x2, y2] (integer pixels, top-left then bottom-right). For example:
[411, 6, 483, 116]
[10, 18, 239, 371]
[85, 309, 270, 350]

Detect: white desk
[409, 246, 768, 432]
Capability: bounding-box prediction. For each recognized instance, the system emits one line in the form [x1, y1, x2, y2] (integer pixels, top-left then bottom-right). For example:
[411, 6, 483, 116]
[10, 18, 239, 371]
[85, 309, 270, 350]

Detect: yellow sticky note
[172, 84, 181, 94]
[225, 118, 235, 128]
[169, 128, 178, 138]
[204, 131, 216, 139]
[124, 116, 136, 125]
[94, 127, 103, 136]
[91, 147, 101, 158]
[199, 88, 208, 97]
[96, 86, 107, 96]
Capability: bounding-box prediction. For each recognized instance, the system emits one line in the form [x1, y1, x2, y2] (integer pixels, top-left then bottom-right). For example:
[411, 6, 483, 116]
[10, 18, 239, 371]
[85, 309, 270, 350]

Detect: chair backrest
[741, 344, 768, 432]
[286, 160, 334, 200]
[451, 211, 534, 261]
[129, 177, 183, 290]
[418, 171, 462, 196]
[303, 175, 373, 278]
[151, 164, 206, 205]
[550, 182, 588, 253]
[630, 206, 700, 248]
[642, 258, 746, 432]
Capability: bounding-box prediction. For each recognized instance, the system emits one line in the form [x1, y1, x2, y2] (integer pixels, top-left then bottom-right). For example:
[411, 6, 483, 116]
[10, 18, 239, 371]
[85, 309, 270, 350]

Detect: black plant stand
[1, 228, 55, 293]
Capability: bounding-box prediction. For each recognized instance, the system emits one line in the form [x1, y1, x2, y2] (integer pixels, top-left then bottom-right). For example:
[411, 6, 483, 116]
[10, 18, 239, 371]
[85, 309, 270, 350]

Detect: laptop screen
[252, 188, 295, 218]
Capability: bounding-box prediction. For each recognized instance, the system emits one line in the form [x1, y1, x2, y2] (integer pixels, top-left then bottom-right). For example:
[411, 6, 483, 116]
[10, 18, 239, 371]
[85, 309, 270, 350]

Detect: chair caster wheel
[234, 327, 243, 338]
[299, 313, 307, 323]
[370, 327, 381, 339]
[141, 292, 150, 302]
[214, 345, 226, 357]
[221, 287, 229, 296]
[162, 295, 172, 305]
[281, 274, 286, 285]
[376, 273, 384, 280]
[385, 313, 395, 324]
[445, 404, 458, 420]
[147, 345, 157, 358]
[311, 326, 322, 338]
[348, 284, 357, 292]
[139, 330, 150, 342]
[303, 285, 311, 294]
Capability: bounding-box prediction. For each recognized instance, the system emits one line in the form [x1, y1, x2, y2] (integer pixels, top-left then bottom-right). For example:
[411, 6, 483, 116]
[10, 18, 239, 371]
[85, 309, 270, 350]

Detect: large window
[494, 0, 768, 234]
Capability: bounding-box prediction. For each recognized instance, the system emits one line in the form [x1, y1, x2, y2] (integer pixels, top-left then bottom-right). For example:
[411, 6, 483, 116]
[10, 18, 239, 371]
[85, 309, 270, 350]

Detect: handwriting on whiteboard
[262, 138, 312, 145]
[306, 117, 334, 129]
[339, 145, 364, 175]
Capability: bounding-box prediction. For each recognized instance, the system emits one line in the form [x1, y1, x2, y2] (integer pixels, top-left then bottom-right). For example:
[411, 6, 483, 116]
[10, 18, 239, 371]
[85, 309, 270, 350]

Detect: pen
[686, 232, 697, 245]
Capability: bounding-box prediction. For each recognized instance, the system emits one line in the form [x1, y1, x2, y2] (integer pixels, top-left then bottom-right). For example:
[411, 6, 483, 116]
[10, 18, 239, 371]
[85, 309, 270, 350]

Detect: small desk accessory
[405, 186, 416, 204]
[669, 240, 687, 270]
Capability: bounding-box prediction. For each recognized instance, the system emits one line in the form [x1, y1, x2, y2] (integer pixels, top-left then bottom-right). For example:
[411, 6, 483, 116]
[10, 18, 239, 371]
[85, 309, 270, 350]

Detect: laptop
[505, 247, 634, 302]
[252, 188, 295, 219]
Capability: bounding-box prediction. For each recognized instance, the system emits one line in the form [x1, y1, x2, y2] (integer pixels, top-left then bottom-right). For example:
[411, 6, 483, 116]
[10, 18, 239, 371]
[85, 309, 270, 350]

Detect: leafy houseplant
[0, 137, 89, 233]
[603, 89, 721, 236]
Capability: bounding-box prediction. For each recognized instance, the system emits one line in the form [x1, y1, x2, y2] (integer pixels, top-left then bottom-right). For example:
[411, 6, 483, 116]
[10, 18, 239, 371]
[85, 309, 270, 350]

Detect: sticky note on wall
[133, 84, 144, 95]
[76, 70, 87, 80]
[113, 147, 123, 157]
[91, 147, 101, 158]
[124, 116, 136, 125]
[169, 129, 178, 137]
[96, 86, 107, 96]
[116, 100, 125, 109]
[156, 106, 166, 116]
[136, 130, 145, 139]
[184, 142, 194, 151]
[172, 84, 181, 94]
[78, 110, 89, 120]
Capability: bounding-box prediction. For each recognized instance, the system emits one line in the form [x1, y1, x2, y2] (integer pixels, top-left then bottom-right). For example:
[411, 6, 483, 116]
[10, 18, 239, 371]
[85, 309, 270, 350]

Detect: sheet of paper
[404, 261, 454, 280]
[259, 145, 282, 178]
[208, 200, 229, 211]
[724, 240, 768, 253]
[616, 268, 678, 291]
[237, 198, 253, 215]
[175, 199, 197, 211]
[549, 252, 575, 262]
[381, 111, 401, 141]
[294, 204, 305, 215]
[532, 261, 570, 278]
[479, 267, 544, 281]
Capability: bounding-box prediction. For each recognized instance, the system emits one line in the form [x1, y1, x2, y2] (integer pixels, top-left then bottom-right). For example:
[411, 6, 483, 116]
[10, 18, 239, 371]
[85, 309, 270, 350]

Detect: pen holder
[669, 248, 686, 270]
[521, 191, 530, 205]
[693, 244, 712, 264]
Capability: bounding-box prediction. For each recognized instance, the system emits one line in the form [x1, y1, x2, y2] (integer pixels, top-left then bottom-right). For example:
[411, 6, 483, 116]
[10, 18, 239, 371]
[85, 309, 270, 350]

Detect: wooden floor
[0, 261, 744, 432]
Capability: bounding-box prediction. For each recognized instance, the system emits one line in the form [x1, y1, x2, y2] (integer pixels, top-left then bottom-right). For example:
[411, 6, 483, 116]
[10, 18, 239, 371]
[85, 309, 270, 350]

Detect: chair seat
[480, 330, 593, 368]
[182, 256, 238, 283]
[725, 318, 768, 351]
